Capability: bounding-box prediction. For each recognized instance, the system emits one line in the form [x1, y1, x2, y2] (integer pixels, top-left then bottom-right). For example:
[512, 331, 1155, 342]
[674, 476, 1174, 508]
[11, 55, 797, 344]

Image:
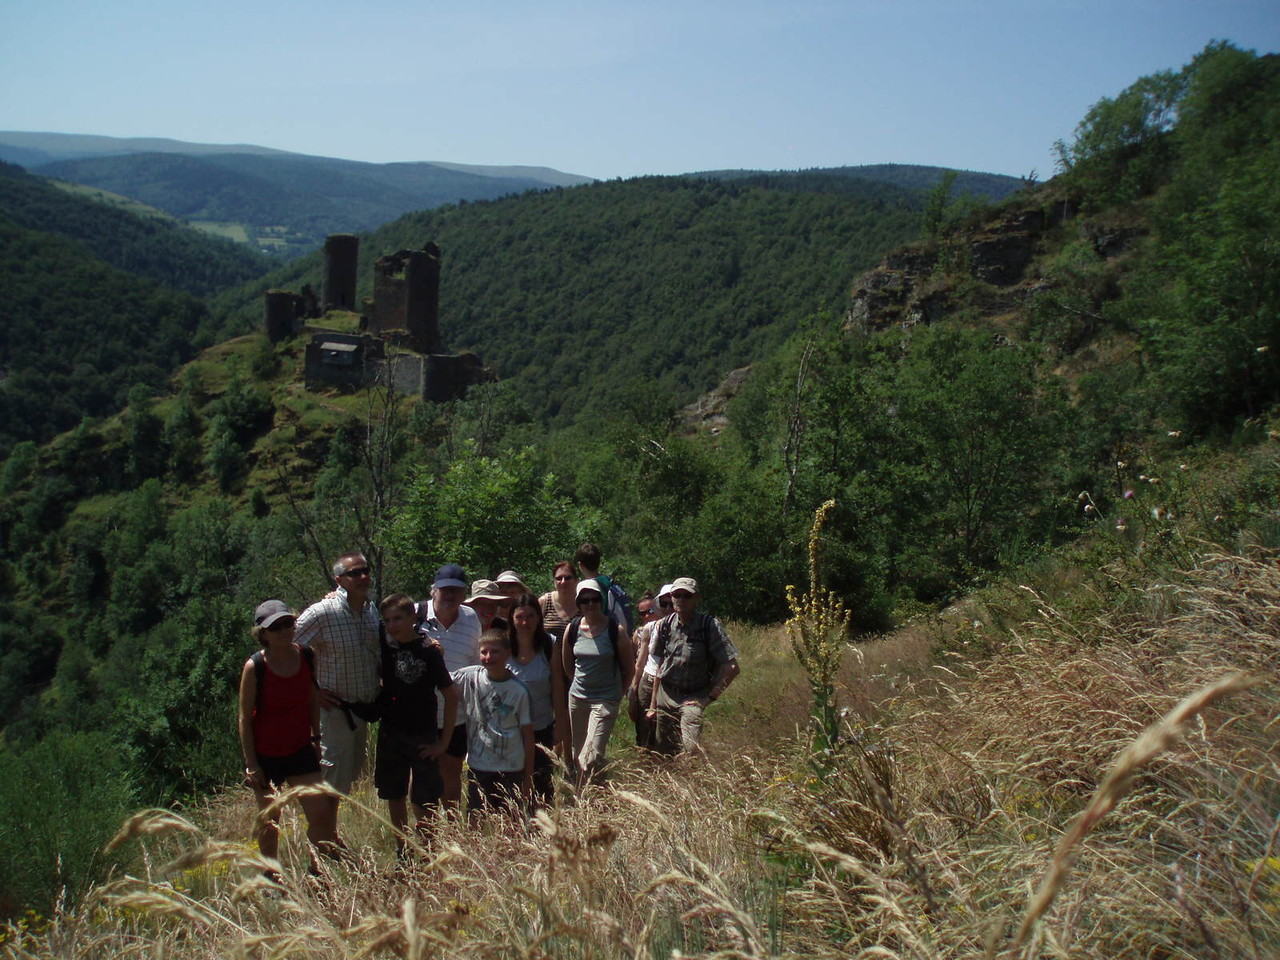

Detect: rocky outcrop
[969, 231, 1036, 285]
[679, 365, 752, 435]
[844, 198, 1106, 335]
[845, 248, 938, 331]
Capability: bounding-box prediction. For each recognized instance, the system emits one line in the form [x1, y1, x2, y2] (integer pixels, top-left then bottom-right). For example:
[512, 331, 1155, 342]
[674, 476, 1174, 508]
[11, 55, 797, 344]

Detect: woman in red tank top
[237, 600, 337, 873]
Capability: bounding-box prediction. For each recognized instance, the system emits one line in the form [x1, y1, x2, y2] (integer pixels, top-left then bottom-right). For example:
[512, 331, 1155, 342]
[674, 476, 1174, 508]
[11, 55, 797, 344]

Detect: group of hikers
[237, 543, 741, 868]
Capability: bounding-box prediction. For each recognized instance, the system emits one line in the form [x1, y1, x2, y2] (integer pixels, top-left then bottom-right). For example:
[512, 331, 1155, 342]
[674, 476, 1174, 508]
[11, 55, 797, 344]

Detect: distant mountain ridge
[695, 163, 1025, 200]
[0, 131, 593, 184]
[0, 131, 297, 165]
[0, 132, 595, 257]
[0, 133, 1023, 260]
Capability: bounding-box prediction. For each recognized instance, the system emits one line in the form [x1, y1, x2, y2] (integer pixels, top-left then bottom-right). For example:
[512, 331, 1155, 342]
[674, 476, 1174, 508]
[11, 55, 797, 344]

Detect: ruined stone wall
[424, 352, 485, 402]
[370, 244, 441, 353]
[407, 242, 441, 354]
[383, 354, 428, 397]
[263, 289, 305, 342]
[322, 234, 360, 312]
[303, 333, 385, 391]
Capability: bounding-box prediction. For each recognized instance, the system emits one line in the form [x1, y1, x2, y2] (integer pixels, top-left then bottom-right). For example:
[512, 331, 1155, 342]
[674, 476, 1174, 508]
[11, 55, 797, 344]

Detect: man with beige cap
[646, 577, 739, 755]
[464, 578, 509, 631]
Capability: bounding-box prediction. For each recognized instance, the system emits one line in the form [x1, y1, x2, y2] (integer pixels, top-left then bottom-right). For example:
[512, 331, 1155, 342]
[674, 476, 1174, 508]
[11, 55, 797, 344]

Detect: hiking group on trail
[237, 542, 741, 867]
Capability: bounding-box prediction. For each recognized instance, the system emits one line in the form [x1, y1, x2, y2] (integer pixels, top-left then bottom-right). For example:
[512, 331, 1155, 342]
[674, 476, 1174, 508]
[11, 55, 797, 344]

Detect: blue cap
[433, 563, 469, 589]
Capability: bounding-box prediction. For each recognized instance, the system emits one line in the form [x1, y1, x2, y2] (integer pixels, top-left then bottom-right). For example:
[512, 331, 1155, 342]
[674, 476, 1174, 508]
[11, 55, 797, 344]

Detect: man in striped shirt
[295, 552, 381, 815]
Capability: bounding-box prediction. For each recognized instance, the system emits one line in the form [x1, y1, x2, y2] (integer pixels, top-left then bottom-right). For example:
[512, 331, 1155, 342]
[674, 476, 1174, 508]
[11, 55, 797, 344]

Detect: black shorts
[375, 725, 445, 806]
[258, 745, 322, 790]
[444, 723, 469, 759]
[467, 768, 525, 814]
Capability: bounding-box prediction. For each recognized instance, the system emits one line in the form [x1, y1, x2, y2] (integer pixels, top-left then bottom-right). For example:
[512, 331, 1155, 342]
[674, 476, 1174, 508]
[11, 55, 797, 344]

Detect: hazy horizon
[1, 1, 1276, 182]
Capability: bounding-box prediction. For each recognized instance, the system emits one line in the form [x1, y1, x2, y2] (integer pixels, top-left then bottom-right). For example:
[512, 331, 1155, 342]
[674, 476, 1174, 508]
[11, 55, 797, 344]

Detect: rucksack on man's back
[596, 573, 634, 631]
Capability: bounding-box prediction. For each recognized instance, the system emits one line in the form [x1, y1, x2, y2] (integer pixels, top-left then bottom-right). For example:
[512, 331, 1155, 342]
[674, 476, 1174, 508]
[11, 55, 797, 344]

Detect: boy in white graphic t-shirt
[452, 629, 534, 820]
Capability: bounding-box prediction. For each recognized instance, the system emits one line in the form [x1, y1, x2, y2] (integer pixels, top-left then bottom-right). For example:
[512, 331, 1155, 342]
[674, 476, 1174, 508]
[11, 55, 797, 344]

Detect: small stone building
[303, 333, 386, 391]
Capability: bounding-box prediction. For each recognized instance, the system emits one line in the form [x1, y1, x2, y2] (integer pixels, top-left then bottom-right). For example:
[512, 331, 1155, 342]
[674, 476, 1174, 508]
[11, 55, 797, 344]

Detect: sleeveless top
[569, 618, 621, 702]
[540, 591, 574, 642]
[253, 652, 313, 757]
[509, 638, 555, 730]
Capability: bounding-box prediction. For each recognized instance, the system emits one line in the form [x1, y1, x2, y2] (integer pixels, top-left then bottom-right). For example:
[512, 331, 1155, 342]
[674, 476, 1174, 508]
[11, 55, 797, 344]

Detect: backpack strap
[692, 612, 711, 644]
[561, 616, 582, 679]
[654, 613, 674, 659]
[251, 650, 267, 712]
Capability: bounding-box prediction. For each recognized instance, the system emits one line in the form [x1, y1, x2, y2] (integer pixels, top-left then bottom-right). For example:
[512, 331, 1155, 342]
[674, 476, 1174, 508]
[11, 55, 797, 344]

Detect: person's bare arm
[631, 625, 649, 694]
[550, 641, 569, 749]
[308, 676, 323, 759]
[700, 659, 741, 706]
[616, 625, 635, 694]
[237, 660, 266, 790]
[422, 684, 458, 760]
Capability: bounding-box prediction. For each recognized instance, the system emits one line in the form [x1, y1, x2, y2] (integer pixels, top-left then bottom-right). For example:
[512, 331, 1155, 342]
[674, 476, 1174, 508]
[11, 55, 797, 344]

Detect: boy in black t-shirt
[376, 594, 457, 856]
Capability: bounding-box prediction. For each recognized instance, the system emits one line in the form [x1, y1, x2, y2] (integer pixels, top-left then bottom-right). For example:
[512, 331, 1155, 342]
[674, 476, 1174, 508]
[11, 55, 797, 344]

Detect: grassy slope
[4, 180, 1279, 960]
[9, 513, 1275, 957]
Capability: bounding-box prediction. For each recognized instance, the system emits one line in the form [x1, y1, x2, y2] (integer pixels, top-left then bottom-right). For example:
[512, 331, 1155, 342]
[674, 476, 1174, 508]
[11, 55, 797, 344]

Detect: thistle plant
[785, 500, 853, 766]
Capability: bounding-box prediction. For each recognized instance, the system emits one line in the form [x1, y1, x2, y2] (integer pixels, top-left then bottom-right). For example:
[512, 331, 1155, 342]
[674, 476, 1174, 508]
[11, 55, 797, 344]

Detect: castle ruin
[262, 285, 319, 342]
[321, 234, 360, 312]
[265, 236, 486, 402]
[367, 242, 442, 354]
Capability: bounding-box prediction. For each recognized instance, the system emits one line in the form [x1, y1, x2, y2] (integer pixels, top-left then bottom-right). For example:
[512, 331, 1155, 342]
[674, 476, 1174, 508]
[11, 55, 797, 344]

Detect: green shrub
[0, 731, 135, 916]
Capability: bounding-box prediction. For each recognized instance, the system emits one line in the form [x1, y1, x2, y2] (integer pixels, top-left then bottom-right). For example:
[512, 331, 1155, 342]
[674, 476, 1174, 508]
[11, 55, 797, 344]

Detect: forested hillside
[29, 151, 585, 255]
[0, 41, 1277, 926]
[0, 163, 277, 448]
[214, 173, 927, 423]
[698, 162, 1025, 200]
[0, 162, 270, 297]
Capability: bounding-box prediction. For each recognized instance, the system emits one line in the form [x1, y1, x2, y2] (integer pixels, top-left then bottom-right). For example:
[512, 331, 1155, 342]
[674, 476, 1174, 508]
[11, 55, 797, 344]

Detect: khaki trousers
[654, 684, 706, 756]
[569, 696, 620, 777]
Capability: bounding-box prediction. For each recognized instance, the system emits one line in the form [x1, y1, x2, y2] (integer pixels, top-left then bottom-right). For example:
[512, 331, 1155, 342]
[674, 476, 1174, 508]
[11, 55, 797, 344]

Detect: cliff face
[843, 191, 1150, 338]
[681, 186, 1149, 432]
[678, 365, 752, 434]
[846, 200, 1078, 334]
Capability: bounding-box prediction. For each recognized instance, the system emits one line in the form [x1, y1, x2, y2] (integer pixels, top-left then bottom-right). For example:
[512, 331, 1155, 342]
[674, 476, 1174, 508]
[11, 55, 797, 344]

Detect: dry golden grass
[5, 551, 1277, 959]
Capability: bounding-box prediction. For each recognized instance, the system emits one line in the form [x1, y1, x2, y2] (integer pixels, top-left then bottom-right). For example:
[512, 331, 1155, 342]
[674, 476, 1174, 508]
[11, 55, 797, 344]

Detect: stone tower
[322, 234, 360, 312]
[263, 289, 302, 343]
[407, 241, 442, 355]
[370, 242, 442, 354]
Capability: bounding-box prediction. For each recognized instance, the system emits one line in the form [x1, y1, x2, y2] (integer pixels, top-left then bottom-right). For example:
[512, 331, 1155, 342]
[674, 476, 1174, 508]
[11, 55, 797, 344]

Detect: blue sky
[1, 0, 1276, 180]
